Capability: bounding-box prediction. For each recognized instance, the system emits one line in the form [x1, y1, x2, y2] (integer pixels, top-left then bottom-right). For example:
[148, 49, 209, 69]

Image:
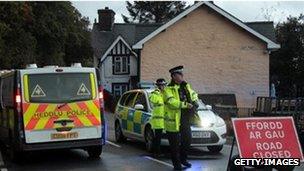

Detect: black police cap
[169, 65, 184, 74]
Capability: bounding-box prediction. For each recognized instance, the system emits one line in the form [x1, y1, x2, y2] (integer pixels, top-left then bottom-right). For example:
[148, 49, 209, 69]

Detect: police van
[0, 64, 105, 159]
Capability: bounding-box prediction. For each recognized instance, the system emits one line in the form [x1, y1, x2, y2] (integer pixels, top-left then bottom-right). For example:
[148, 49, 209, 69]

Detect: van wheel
[87, 146, 102, 159]
[207, 145, 223, 153]
[9, 149, 23, 162]
[115, 121, 126, 142]
[144, 127, 154, 153]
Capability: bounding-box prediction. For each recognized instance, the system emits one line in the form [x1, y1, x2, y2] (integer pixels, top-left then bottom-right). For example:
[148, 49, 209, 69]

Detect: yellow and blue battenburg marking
[119, 106, 151, 134]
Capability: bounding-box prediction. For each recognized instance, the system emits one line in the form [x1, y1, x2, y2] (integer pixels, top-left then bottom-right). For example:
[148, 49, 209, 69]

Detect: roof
[132, 1, 280, 50]
[99, 35, 137, 63]
[91, 23, 161, 59]
[123, 88, 155, 94]
[92, 1, 280, 60]
[245, 21, 277, 43]
[0, 70, 14, 77]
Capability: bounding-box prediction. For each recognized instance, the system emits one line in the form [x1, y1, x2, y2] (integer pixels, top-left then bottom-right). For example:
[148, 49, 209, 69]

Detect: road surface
[0, 112, 303, 171]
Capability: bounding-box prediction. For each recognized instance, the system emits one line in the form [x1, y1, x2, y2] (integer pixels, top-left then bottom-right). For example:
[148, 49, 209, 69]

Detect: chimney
[98, 7, 115, 31]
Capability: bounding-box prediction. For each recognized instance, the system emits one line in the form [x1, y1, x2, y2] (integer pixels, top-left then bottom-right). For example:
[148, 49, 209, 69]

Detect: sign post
[232, 117, 304, 161]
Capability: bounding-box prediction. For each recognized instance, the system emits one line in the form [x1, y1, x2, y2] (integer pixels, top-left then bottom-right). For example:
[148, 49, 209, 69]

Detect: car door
[121, 92, 137, 132]
[133, 92, 150, 135]
[116, 92, 129, 121]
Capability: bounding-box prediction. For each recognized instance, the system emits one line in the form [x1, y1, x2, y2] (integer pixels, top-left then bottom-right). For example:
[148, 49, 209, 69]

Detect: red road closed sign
[232, 117, 304, 161]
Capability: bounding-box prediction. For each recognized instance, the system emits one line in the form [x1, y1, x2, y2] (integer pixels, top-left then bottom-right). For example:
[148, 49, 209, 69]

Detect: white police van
[0, 63, 105, 160]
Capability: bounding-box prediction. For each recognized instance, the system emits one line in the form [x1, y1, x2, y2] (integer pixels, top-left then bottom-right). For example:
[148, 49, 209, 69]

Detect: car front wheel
[144, 127, 154, 153]
[115, 121, 126, 142]
[207, 145, 223, 153]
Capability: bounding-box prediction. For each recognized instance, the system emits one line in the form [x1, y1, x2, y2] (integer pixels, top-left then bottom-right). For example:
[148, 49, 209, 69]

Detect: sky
[72, 1, 304, 28]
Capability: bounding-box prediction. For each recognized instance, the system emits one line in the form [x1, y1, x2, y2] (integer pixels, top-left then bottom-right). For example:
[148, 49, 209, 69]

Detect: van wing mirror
[134, 104, 144, 110]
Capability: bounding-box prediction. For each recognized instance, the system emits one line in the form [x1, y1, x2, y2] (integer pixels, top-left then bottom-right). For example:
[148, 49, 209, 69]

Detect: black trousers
[167, 124, 192, 167]
[167, 132, 181, 167]
[153, 129, 163, 154]
[180, 123, 192, 162]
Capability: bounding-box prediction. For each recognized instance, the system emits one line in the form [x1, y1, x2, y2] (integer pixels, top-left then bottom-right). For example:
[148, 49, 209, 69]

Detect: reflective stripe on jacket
[163, 83, 198, 132]
[149, 89, 165, 129]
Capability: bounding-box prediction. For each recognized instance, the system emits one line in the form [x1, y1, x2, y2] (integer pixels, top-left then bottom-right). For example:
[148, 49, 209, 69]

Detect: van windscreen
[25, 73, 94, 103]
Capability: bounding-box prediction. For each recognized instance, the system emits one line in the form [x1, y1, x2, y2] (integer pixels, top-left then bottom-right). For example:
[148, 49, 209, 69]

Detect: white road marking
[106, 140, 121, 148]
[144, 156, 174, 168]
[1, 168, 8, 171]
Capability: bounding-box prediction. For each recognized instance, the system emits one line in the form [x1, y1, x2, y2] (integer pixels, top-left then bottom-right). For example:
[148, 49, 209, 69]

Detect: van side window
[2, 76, 14, 107]
[134, 92, 148, 112]
[124, 92, 137, 108]
[0, 78, 2, 126]
[0, 78, 2, 108]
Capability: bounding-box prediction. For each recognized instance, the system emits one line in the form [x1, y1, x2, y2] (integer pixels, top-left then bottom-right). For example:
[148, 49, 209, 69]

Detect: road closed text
[245, 121, 290, 158]
[253, 142, 291, 158]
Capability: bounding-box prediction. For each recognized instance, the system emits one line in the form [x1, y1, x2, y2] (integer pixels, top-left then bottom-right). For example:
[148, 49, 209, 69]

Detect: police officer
[163, 66, 199, 170]
[149, 78, 166, 157]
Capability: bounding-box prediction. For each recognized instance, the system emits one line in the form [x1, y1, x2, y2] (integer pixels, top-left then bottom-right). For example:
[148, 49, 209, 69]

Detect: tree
[270, 14, 304, 97]
[122, 1, 187, 23]
[0, 2, 93, 69]
[259, 2, 286, 23]
[0, 2, 36, 69]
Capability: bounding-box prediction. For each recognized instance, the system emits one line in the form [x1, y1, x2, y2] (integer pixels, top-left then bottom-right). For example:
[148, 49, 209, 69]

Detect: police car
[114, 88, 227, 153]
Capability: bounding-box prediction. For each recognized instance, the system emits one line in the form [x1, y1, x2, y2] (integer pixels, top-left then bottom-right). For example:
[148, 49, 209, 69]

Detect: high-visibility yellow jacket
[163, 82, 198, 132]
[149, 89, 165, 129]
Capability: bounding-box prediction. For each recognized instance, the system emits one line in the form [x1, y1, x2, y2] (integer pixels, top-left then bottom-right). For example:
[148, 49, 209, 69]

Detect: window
[2, 76, 14, 107]
[0, 78, 2, 108]
[26, 73, 94, 103]
[134, 92, 148, 112]
[119, 93, 129, 106]
[0, 78, 2, 126]
[113, 56, 130, 75]
[124, 92, 137, 108]
[112, 83, 129, 97]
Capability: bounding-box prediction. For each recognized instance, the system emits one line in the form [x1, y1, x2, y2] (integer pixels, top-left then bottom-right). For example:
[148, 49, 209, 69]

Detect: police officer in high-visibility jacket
[163, 66, 199, 170]
[149, 78, 166, 157]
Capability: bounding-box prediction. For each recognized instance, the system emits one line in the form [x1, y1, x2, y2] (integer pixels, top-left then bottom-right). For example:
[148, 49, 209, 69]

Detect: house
[91, 1, 280, 111]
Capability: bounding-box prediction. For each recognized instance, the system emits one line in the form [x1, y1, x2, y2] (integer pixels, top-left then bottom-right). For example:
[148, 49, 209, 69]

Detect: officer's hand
[187, 103, 193, 109]
[180, 81, 187, 87]
[193, 101, 199, 109]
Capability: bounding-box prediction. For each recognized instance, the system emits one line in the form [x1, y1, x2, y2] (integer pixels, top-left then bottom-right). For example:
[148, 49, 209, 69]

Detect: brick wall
[140, 5, 269, 108]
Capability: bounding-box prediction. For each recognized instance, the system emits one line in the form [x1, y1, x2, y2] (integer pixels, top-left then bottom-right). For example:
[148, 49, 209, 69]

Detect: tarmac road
[0, 112, 303, 171]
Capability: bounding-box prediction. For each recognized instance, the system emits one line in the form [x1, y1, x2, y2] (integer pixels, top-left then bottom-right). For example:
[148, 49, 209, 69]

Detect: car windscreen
[197, 99, 208, 110]
[147, 92, 154, 109]
[124, 92, 138, 107]
[26, 73, 94, 103]
[134, 92, 148, 112]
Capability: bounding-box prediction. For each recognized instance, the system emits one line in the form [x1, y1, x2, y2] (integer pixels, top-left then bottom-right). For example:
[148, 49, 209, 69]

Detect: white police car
[114, 89, 227, 153]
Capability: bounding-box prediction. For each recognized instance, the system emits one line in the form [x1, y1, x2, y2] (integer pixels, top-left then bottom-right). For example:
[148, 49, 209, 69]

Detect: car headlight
[200, 118, 213, 127]
[215, 116, 225, 127]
